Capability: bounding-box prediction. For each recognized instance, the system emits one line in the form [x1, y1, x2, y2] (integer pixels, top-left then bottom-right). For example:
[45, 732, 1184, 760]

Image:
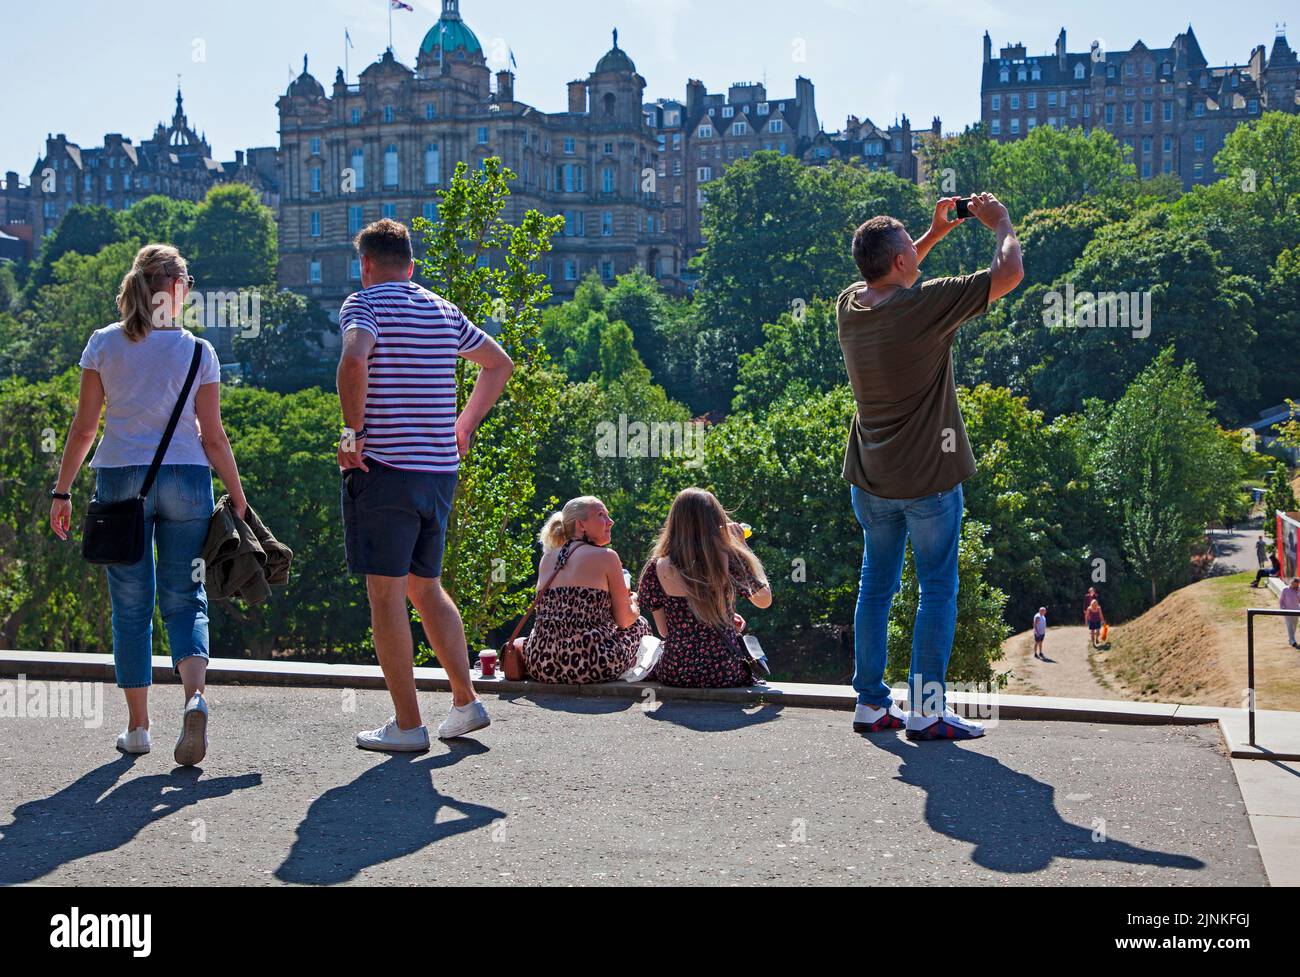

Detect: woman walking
[514, 496, 650, 683]
[1085, 598, 1106, 648]
[49, 244, 248, 766]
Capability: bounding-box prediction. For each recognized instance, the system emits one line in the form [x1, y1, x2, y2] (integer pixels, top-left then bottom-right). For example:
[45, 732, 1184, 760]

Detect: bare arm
[456, 335, 514, 459]
[969, 192, 1024, 302]
[49, 369, 106, 540]
[913, 197, 964, 265]
[336, 327, 376, 471]
[605, 549, 641, 628]
[195, 382, 247, 519]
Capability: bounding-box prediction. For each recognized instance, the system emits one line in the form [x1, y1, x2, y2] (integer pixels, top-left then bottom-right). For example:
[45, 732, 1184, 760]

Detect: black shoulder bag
[82, 342, 204, 565]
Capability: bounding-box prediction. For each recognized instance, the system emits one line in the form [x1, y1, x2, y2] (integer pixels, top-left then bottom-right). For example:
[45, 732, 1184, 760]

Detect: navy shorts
[341, 460, 458, 578]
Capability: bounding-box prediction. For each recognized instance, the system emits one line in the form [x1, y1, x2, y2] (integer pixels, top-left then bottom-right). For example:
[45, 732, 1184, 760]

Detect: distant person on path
[1281, 578, 1300, 649]
[1083, 586, 1098, 622]
[512, 496, 651, 684]
[1252, 550, 1281, 589]
[838, 193, 1023, 740]
[1086, 599, 1106, 648]
[337, 219, 514, 752]
[1257, 536, 1268, 568]
[638, 489, 772, 688]
[48, 244, 247, 766]
[1032, 607, 1048, 660]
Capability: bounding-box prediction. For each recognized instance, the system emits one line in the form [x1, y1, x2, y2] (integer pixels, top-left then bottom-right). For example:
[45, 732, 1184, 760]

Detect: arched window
[603, 92, 616, 116]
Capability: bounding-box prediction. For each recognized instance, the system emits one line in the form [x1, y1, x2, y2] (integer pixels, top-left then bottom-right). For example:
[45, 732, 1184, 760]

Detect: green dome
[420, 18, 483, 57]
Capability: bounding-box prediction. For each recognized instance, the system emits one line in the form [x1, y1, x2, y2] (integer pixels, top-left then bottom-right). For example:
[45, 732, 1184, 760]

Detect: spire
[613, 27, 619, 49]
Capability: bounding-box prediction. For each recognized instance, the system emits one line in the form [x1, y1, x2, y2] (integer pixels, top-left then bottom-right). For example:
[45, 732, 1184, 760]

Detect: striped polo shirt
[339, 280, 488, 473]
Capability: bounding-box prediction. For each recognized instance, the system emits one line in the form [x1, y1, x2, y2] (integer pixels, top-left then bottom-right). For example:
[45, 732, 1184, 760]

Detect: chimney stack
[568, 80, 588, 114]
[497, 70, 514, 102]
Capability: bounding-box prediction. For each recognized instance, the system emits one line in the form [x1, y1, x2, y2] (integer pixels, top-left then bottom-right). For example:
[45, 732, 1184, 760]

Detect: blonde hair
[538, 496, 603, 553]
[117, 244, 187, 341]
[646, 488, 768, 630]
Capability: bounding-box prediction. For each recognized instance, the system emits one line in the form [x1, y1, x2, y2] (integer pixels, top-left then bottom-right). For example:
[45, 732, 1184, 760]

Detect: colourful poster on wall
[1279, 512, 1300, 581]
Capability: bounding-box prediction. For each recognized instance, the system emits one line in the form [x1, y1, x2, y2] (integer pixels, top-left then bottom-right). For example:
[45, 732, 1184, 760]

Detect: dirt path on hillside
[995, 625, 1124, 701]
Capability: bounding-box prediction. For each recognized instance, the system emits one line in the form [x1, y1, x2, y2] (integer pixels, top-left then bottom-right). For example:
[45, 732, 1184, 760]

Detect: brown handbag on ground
[500, 539, 590, 681]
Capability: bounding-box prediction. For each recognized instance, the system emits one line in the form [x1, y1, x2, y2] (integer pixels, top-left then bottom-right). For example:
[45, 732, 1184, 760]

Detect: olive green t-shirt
[837, 271, 992, 499]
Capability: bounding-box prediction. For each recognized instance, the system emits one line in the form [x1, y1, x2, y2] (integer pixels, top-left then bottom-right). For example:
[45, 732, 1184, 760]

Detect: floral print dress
[523, 540, 650, 684]
[638, 557, 759, 688]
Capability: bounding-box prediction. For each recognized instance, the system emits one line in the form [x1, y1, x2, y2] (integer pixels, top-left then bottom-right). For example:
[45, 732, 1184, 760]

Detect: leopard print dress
[522, 542, 651, 684]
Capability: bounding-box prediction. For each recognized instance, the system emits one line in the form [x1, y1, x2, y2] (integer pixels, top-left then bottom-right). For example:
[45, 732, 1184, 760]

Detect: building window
[1009, 94, 1020, 110]
[768, 119, 784, 133]
[1010, 118, 1020, 134]
[309, 259, 321, 283]
[1074, 63, 1085, 80]
[991, 94, 1001, 111]
[697, 166, 712, 181]
[732, 121, 748, 135]
[999, 68, 1009, 83]
[757, 102, 769, 115]
[602, 211, 613, 236]
[1143, 102, 1152, 124]
[383, 105, 395, 123]
[310, 167, 321, 192]
[1104, 104, 1114, 125]
[563, 136, 575, 154]
[602, 167, 615, 193]
[990, 119, 1001, 135]
[722, 106, 734, 118]
[1194, 102, 1205, 117]
[1124, 104, 1134, 124]
[562, 211, 585, 236]
[600, 260, 614, 281]
[350, 148, 365, 189]
[1163, 101, 1173, 122]
[478, 126, 490, 145]
[564, 260, 577, 281]
[310, 137, 321, 155]
[381, 203, 396, 219]
[1194, 134, 1205, 152]
[349, 205, 364, 235]
[384, 145, 398, 187]
[425, 103, 435, 120]
[1248, 99, 1259, 115]
[1027, 117, 1037, 130]
[105, 175, 113, 191]
[698, 124, 713, 138]
[603, 141, 614, 154]
[350, 259, 361, 280]
[351, 107, 361, 124]
[310, 211, 321, 236]
[1163, 135, 1173, 152]
[1141, 136, 1152, 155]
[1028, 93, 1037, 108]
[425, 143, 440, 185]
[1193, 162, 1204, 180]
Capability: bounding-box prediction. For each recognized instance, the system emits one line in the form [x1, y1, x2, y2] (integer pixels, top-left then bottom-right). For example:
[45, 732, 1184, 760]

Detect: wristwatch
[50, 489, 71, 500]
[341, 425, 367, 442]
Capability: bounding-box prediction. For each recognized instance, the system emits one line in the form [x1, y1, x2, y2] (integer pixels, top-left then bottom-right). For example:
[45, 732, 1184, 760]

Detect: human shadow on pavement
[0, 754, 262, 885]
[643, 699, 783, 732]
[501, 692, 637, 716]
[275, 742, 503, 885]
[872, 736, 1206, 875]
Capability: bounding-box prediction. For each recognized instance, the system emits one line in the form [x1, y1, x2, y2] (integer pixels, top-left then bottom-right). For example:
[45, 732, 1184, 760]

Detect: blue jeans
[95, 465, 214, 688]
[851, 483, 963, 713]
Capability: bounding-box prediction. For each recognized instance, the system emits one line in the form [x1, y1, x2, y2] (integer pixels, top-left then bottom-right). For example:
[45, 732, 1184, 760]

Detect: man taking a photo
[839, 193, 1023, 741]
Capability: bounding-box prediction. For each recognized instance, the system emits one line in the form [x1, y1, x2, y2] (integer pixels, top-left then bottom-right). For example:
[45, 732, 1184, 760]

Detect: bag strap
[138, 341, 204, 501]
[504, 538, 590, 647]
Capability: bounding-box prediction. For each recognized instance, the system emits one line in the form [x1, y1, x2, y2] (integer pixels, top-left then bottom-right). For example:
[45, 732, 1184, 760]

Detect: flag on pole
[509, 48, 517, 69]
[391, 1, 414, 10]
[345, 29, 354, 48]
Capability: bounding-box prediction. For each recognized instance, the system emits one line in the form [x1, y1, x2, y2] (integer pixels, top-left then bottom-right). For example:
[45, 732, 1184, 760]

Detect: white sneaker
[437, 699, 491, 739]
[117, 727, 151, 754]
[356, 716, 430, 753]
[174, 694, 209, 766]
[906, 708, 986, 741]
[852, 702, 908, 732]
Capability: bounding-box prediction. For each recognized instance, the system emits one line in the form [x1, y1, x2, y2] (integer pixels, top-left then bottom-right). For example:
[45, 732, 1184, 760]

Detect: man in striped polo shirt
[337, 219, 514, 751]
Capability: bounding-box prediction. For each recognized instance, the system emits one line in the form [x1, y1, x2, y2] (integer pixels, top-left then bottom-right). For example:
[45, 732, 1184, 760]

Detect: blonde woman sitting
[512, 496, 650, 683]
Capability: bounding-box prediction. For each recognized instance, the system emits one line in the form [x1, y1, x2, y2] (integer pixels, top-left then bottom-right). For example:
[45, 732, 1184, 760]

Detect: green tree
[1214, 111, 1300, 221]
[411, 157, 564, 649]
[1096, 349, 1244, 605]
[122, 194, 199, 247]
[186, 183, 277, 287]
[27, 205, 126, 293]
[731, 297, 843, 412]
[1261, 462, 1298, 546]
[232, 288, 333, 392]
[989, 125, 1136, 218]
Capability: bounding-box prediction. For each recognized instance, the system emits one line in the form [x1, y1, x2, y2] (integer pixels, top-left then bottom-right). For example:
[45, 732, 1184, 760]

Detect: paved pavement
[0, 685, 1266, 886]
[1208, 528, 1266, 575]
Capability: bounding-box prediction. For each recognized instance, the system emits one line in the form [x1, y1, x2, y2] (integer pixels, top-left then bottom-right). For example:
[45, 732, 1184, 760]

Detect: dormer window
[722, 106, 734, 118]
[1031, 67, 1041, 80]
[1017, 68, 1027, 81]
[1000, 67, 1010, 83]
[698, 124, 713, 138]
[1074, 63, 1086, 80]
[757, 102, 769, 115]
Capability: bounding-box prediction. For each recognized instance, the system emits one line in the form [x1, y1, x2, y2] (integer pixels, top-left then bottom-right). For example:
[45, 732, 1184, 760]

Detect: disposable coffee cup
[479, 649, 498, 677]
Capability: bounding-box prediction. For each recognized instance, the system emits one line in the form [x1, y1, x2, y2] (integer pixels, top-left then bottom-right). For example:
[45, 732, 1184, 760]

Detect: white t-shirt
[79, 324, 220, 469]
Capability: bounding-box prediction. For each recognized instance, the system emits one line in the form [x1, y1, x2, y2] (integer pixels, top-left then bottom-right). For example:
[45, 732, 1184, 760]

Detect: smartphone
[953, 197, 972, 220]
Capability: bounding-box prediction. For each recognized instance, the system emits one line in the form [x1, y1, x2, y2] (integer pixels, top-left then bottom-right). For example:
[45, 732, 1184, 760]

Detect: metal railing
[1246, 605, 1300, 749]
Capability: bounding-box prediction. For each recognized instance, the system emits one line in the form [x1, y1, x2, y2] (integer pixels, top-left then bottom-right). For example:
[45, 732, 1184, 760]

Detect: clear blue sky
[0, 0, 1291, 174]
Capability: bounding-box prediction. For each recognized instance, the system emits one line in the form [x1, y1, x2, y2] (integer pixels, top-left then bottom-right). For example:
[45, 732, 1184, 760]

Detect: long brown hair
[646, 488, 767, 630]
[116, 244, 187, 341]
